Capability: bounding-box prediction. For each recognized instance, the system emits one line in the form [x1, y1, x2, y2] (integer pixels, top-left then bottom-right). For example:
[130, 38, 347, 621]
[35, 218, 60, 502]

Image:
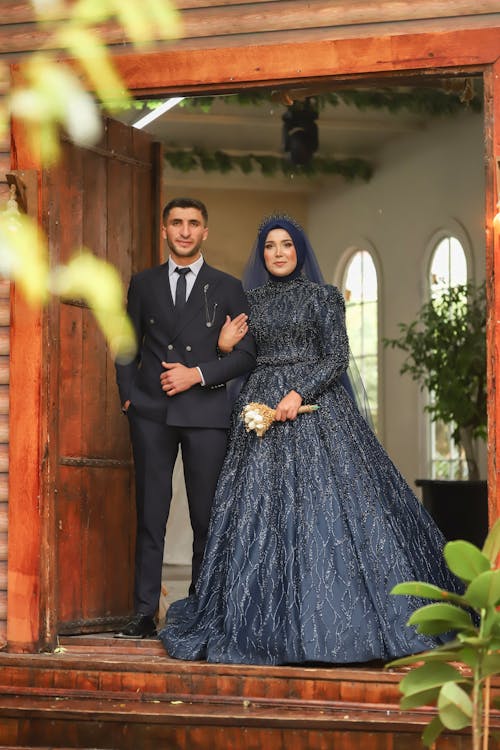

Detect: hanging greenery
[129, 79, 482, 118]
[323, 86, 482, 115]
[178, 84, 482, 116]
[164, 148, 373, 181]
[145, 81, 481, 180]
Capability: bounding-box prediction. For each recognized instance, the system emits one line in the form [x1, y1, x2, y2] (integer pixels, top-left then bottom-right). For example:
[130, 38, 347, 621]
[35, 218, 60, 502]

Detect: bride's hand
[218, 313, 248, 353]
[274, 390, 303, 421]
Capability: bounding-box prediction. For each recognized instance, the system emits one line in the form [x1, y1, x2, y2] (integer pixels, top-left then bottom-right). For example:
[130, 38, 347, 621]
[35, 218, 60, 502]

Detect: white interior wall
[163, 109, 486, 563]
[308, 110, 486, 487]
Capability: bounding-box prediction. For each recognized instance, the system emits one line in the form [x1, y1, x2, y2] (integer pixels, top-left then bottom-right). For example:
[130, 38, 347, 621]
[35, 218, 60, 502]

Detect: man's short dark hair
[162, 198, 208, 226]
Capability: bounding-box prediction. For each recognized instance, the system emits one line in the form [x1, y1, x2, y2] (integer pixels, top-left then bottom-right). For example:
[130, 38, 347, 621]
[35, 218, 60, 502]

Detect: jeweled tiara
[258, 213, 304, 233]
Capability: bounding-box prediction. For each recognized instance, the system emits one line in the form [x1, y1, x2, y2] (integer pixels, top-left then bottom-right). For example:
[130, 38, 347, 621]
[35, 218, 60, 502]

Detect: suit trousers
[127, 406, 228, 616]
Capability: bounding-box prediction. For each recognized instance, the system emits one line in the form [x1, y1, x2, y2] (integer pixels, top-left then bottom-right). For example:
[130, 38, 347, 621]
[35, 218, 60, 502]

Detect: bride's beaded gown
[159, 277, 459, 665]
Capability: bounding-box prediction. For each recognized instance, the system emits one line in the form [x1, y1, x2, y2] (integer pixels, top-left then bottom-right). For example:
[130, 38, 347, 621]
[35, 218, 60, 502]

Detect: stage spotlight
[282, 98, 319, 166]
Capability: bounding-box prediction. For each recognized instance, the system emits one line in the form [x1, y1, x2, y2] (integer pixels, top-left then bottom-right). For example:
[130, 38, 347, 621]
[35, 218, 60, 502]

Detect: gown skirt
[159, 278, 460, 665]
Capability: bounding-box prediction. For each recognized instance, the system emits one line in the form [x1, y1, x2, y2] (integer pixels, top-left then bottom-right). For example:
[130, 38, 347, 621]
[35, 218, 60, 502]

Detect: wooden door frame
[7, 24, 500, 652]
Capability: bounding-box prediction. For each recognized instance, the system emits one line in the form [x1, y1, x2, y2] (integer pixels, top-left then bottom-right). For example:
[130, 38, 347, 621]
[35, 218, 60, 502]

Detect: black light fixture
[281, 97, 319, 167]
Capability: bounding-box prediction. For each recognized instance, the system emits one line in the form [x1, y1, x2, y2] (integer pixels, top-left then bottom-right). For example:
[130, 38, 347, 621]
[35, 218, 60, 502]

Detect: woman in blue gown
[159, 215, 459, 666]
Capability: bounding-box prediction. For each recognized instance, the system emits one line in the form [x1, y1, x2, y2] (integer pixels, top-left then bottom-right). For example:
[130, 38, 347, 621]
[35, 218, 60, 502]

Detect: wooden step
[0, 649, 409, 704]
[0, 688, 478, 749]
[0, 640, 497, 749]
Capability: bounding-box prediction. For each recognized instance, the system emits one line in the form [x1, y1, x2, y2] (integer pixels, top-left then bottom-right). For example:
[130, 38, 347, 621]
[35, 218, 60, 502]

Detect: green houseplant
[388, 517, 500, 749]
[383, 281, 486, 481]
[383, 282, 487, 545]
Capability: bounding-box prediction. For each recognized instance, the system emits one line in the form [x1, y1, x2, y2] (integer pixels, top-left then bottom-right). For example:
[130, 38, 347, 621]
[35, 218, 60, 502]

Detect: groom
[115, 197, 256, 638]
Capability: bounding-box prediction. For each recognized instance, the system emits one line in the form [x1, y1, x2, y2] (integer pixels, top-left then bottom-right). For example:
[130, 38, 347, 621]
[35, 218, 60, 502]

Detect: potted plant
[383, 281, 487, 545]
[388, 518, 500, 749]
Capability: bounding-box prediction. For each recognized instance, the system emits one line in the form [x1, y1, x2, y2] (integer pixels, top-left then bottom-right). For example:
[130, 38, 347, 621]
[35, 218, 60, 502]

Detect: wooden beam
[485, 58, 500, 525]
[2, 0, 500, 27]
[2, 3, 500, 60]
[0, 0, 280, 24]
[111, 27, 500, 96]
[6, 168, 44, 652]
[5, 63, 46, 652]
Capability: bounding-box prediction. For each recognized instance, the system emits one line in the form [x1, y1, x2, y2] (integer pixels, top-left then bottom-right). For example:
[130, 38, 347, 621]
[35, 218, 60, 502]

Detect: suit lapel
[150, 263, 176, 339]
[172, 262, 221, 338]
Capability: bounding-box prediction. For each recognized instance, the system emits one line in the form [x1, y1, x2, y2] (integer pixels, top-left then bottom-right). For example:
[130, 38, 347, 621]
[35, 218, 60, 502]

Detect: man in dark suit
[115, 197, 256, 638]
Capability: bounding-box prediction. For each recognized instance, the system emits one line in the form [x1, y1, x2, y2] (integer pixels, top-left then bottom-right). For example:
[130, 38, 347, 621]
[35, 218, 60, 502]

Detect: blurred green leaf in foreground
[0, 0, 181, 360]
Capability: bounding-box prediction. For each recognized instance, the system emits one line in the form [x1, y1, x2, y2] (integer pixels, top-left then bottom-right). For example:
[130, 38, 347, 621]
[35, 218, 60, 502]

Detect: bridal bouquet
[241, 402, 319, 437]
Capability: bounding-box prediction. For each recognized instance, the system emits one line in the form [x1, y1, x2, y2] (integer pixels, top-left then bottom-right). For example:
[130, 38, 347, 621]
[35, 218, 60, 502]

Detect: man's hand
[161, 362, 202, 396]
[274, 390, 303, 421]
[217, 313, 248, 353]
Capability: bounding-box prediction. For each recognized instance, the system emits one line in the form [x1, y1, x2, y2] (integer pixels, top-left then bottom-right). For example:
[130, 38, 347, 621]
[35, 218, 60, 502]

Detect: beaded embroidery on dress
[159, 276, 460, 665]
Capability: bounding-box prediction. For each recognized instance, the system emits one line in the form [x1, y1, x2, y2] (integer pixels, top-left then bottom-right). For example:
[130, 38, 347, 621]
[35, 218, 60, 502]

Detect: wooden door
[42, 119, 162, 633]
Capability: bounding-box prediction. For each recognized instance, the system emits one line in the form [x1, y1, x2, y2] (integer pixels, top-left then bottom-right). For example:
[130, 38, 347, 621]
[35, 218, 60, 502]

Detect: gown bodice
[244, 278, 349, 404]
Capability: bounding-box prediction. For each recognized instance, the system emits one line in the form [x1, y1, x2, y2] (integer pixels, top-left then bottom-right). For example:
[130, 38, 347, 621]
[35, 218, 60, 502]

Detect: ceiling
[118, 94, 427, 159]
[112, 80, 481, 189]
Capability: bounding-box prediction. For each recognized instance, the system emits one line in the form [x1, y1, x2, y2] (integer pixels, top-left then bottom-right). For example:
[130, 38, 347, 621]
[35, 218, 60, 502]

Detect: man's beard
[167, 239, 203, 258]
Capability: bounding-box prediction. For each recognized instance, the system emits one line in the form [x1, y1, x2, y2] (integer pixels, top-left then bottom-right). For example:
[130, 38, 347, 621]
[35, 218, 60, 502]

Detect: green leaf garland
[178, 86, 482, 117]
[164, 148, 373, 181]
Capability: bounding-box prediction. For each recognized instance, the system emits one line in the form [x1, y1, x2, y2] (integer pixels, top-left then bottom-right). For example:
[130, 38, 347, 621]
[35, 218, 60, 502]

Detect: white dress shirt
[168, 254, 204, 303]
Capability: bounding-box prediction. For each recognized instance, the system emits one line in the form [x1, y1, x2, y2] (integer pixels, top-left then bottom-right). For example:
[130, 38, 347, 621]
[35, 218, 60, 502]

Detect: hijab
[256, 216, 306, 282]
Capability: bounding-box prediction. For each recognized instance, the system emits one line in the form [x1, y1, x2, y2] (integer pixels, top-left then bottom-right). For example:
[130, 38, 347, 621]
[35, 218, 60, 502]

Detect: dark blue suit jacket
[115, 261, 256, 427]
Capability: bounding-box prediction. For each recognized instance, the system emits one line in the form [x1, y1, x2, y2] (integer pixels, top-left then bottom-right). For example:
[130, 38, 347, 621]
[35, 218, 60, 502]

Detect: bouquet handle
[297, 405, 319, 414]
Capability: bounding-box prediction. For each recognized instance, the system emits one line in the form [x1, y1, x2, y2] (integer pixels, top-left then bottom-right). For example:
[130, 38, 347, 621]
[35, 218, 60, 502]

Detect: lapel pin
[203, 283, 217, 327]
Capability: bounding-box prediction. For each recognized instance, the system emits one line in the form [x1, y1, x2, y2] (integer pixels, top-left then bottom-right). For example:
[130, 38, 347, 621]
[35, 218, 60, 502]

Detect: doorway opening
[109, 75, 486, 622]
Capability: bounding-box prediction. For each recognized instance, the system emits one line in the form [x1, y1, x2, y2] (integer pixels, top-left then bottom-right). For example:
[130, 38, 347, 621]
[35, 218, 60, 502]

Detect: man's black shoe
[114, 614, 157, 639]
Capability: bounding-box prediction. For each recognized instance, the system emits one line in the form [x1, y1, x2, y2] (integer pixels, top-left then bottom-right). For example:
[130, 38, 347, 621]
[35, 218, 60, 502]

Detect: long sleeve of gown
[290, 285, 349, 402]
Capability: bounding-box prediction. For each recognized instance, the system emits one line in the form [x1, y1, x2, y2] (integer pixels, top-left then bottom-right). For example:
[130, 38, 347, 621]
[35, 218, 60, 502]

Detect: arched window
[343, 250, 379, 431]
[428, 236, 468, 478]
[429, 236, 468, 296]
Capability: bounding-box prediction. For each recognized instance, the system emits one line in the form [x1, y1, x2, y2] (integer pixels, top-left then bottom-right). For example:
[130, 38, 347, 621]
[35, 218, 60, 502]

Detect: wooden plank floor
[0, 637, 497, 748]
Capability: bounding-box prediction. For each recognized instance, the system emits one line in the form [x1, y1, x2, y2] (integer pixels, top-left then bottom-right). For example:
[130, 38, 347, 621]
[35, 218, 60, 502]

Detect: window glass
[343, 250, 378, 431]
[428, 236, 468, 478]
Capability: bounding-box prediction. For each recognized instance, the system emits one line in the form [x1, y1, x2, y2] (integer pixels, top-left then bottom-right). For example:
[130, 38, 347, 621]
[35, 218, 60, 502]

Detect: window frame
[336, 242, 383, 438]
[423, 222, 473, 479]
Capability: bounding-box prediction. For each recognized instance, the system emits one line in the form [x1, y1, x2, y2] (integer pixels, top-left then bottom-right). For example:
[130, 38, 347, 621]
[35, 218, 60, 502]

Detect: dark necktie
[174, 267, 190, 314]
